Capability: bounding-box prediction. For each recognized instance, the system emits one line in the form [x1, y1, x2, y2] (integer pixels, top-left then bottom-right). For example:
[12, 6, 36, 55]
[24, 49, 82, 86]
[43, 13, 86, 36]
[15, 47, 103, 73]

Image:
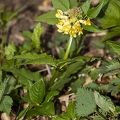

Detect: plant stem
[48, 36, 73, 88]
[63, 35, 73, 59]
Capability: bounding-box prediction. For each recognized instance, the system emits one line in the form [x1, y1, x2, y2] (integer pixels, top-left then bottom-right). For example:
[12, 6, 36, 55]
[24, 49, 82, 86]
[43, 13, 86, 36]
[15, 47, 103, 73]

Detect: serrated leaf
[108, 78, 120, 96]
[87, 0, 104, 18]
[44, 90, 59, 102]
[106, 41, 120, 56]
[76, 88, 96, 116]
[0, 96, 13, 114]
[0, 80, 7, 101]
[81, 0, 92, 14]
[32, 23, 43, 49]
[35, 10, 58, 25]
[94, 91, 115, 113]
[5, 43, 16, 60]
[14, 53, 57, 67]
[29, 78, 45, 104]
[99, 59, 120, 77]
[83, 23, 104, 33]
[52, 0, 69, 11]
[84, 83, 100, 91]
[26, 102, 55, 118]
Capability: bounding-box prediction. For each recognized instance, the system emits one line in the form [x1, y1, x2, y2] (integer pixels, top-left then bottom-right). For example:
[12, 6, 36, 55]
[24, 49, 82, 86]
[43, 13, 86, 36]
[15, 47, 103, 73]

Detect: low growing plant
[0, 0, 120, 120]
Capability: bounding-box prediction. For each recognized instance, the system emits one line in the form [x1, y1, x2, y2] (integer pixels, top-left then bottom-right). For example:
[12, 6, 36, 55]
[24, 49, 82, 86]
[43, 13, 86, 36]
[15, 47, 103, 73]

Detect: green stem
[48, 36, 73, 88]
[63, 36, 73, 59]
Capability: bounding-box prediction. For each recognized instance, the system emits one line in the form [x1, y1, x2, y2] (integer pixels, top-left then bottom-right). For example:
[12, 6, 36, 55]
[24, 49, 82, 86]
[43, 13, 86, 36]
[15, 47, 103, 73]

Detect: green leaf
[17, 104, 34, 120]
[81, 0, 92, 14]
[7, 5, 26, 21]
[0, 77, 14, 101]
[113, 0, 120, 7]
[0, 80, 7, 101]
[99, 59, 120, 77]
[51, 62, 84, 90]
[97, 1, 120, 29]
[11, 68, 41, 87]
[101, 27, 120, 42]
[71, 76, 85, 93]
[89, 69, 100, 80]
[104, 1, 120, 19]
[83, 23, 104, 33]
[52, 0, 70, 11]
[32, 23, 43, 49]
[23, 40, 32, 51]
[69, 0, 77, 9]
[35, 10, 58, 25]
[91, 115, 105, 120]
[2, 5, 26, 23]
[53, 113, 71, 120]
[108, 78, 120, 96]
[76, 88, 96, 117]
[94, 91, 115, 113]
[84, 82, 100, 91]
[87, 0, 104, 18]
[67, 102, 76, 119]
[0, 59, 15, 72]
[26, 102, 55, 118]
[115, 106, 120, 115]
[5, 43, 16, 60]
[14, 53, 57, 67]
[98, 15, 118, 29]
[29, 78, 45, 104]
[0, 96, 13, 114]
[106, 41, 120, 56]
[0, 70, 2, 82]
[44, 91, 59, 102]
[22, 30, 32, 39]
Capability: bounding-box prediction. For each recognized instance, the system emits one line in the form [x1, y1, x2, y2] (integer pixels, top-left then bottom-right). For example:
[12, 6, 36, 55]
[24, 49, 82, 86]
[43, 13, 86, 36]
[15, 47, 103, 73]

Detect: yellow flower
[85, 18, 91, 25]
[56, 10, 63, 18]
[55, 8, 91, 37]
[69, 27, 77, 37]
[74, 22, 83, 35]
[79, 18, 91, 25]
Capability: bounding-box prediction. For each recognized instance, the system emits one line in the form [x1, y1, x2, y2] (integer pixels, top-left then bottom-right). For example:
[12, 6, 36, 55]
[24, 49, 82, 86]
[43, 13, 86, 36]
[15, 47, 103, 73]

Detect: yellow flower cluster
[55, 8, 91, 37]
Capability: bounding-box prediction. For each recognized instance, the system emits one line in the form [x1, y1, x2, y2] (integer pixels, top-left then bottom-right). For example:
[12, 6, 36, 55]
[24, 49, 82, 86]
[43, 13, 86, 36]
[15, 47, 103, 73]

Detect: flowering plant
[0, 0, 120, 119]
[55, 8, 91, 37]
